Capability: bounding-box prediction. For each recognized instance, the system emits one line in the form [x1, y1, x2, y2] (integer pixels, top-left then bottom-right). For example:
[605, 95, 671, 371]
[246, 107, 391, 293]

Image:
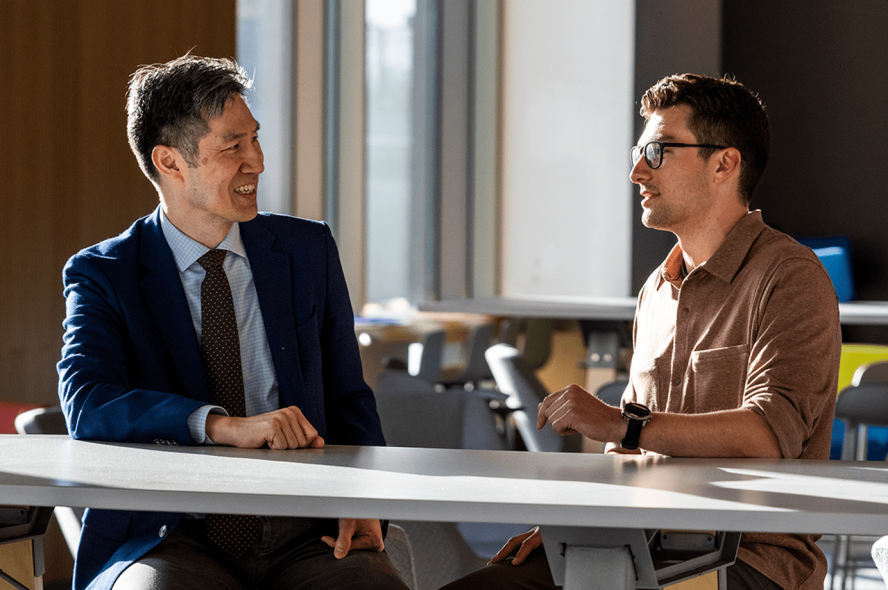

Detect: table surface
[4, 435, 888, 537]
[418, 296, 888, 325]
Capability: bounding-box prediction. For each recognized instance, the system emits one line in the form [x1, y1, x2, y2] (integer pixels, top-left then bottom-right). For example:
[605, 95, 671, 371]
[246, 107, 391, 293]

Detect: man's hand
[537, 384, 622, 442]
[322, 519, 385, 559]
[205, 406, 325, 449]
[489, 526, 541, 566]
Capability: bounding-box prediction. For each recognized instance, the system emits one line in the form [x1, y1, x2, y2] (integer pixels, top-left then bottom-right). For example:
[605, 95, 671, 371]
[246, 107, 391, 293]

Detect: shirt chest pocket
[689, 345, 749, 411]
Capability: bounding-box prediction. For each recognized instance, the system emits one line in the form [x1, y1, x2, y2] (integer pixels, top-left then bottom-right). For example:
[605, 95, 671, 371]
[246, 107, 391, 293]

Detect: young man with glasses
[441, 74, 840, 590]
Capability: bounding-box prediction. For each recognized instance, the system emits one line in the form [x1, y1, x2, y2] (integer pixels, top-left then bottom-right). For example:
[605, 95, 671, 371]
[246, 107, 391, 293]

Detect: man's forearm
[635, 408, 782, 458]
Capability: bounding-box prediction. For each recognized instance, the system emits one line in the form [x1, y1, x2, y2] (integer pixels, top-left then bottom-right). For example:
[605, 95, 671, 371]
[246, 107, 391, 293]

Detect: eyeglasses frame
[631, 140, 728, 170]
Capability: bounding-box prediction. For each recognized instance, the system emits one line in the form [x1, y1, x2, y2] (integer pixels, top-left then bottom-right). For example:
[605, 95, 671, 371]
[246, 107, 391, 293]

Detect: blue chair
[797, 236, 855, 302]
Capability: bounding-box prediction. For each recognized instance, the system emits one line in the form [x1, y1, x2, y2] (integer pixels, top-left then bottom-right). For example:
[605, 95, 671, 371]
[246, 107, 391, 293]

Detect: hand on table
[205, 406, 325, 449]
[489, 526, 541, 566]
[322, 518, 385, 559]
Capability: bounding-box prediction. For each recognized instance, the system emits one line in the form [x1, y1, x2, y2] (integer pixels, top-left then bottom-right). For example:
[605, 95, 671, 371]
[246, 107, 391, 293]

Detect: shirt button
[673, 377, 681, 386]
[681, 308, 690, 315]
[159, 525, 168, 538]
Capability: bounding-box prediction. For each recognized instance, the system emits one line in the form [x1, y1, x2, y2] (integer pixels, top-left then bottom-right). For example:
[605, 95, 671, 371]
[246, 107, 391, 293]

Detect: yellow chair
[832, 345, 888, 461]
[838, 344, 888, 393]
[831, 347, 888, 590]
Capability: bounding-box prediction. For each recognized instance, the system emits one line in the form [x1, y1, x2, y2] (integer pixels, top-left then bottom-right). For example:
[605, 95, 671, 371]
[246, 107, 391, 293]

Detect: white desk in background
[419, 295, 888, 325]
[4, 436, 888, 589]
[838, 301, 888, 326]
[417, 295, 638, 322]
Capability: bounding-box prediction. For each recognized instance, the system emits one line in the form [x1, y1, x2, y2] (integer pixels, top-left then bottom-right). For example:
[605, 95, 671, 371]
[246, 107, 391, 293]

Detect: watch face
[623, 403, 651, 420]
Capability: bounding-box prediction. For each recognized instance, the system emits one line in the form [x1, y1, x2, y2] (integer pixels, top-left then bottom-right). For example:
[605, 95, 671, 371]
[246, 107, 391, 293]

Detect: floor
[820, 535, 887, 590]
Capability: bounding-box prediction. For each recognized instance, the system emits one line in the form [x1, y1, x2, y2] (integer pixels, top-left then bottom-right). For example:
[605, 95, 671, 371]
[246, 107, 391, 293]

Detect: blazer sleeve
[57, 252, 205, 444]
[318, 226, 386, 446]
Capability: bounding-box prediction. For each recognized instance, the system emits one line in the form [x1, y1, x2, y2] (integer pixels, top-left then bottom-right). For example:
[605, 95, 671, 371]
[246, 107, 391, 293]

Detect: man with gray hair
[58, 55, 408, 590]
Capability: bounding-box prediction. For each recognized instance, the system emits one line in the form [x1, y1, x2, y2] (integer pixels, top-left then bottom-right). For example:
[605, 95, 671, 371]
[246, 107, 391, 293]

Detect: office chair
[14, 406, 83, 559]
[406, 329, 446, 383]
[373, 370, 506, 589]
[438, 322, 495, 389]
[830, 360, 888, 590]
[484, 343, 581, 453]
[373, 369, 509, 451]
[385, 523, 418, 590]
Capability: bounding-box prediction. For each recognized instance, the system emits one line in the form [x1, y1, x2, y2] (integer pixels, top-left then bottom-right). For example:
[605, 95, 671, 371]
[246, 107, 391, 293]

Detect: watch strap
[621, 419, 644, 450]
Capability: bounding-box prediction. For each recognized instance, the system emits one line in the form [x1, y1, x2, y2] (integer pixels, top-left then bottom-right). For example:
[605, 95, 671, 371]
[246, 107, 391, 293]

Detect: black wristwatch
[620, 402, 652, 450]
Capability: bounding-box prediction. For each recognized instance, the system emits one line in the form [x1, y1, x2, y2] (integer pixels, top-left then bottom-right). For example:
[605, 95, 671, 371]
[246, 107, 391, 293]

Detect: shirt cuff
[188, 405, 228, 444]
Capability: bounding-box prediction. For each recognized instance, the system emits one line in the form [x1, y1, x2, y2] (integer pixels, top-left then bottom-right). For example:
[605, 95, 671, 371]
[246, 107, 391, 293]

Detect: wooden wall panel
[0, 0, 236, 405]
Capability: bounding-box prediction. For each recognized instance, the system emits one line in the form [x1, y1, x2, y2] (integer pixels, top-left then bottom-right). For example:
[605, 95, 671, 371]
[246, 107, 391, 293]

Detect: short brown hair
[126, 55, 252, 183]
[641, 73, 769, 203]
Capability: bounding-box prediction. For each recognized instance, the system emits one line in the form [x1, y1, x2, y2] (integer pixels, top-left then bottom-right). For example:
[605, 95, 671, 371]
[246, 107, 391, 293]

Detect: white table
[4, 436, 888, 588]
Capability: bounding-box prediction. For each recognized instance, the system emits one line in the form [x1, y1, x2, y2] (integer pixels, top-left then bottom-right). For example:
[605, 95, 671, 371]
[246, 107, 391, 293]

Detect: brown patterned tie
[197, 249, 260, 559]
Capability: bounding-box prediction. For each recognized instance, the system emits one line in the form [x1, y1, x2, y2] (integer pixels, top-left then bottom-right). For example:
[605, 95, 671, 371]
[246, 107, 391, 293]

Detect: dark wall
[631, 0, 723, 293]
[722, 0, 888, 343]
[632, 1, 888, 343]
[0, 1, 236, 404]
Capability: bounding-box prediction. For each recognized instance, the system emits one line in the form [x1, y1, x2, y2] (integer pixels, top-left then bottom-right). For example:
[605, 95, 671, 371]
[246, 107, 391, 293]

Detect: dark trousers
[438, 547, 782, 590]
[112, 517, 409, 590]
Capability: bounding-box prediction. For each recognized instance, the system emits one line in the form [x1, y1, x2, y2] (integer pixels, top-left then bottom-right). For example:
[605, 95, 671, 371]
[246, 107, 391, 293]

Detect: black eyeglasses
[630, 140, 727, 169]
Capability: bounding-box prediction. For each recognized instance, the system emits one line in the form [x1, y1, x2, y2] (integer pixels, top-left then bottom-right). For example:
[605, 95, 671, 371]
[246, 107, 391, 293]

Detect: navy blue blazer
[57, 208, 385, 590]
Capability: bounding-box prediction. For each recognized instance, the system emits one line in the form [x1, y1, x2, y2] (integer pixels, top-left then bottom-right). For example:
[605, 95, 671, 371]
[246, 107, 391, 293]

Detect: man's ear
[714, 147, 742, 180]
[152, 145, 186, 184]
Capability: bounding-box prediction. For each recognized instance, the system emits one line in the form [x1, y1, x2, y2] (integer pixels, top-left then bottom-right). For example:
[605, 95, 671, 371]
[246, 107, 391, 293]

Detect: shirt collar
[657, 210, 767, 289]
[160, 210, 248, 272]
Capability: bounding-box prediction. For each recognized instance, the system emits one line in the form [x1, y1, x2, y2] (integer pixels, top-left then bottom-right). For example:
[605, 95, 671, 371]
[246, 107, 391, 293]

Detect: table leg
[564, 545, 635, 590]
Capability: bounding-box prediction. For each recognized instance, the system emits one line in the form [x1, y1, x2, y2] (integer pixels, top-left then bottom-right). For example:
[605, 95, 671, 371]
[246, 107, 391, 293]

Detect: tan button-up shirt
[627, 210, 841, 590]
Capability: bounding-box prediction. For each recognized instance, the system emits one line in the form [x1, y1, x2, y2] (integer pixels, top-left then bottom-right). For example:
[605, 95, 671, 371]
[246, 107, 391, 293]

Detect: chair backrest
[14, 406, 68, 435]
[853, 360, 888, 386]
[14, 405, 82, 558]
[385, 523, 417, 590]
[450, 322, 494, 385]
[797, 235, 855, 302]
[835, 384, 888, 428]
[394, 520, 487, 590]
[485, 343, 578, 453]
[838, 344, 888, 393]
[407, 329, 446, 383]
[374, 371, 508, 450]
[834, 383, 888, 460]
[493, 319, 552, 371]
[520, 319, 553, 371]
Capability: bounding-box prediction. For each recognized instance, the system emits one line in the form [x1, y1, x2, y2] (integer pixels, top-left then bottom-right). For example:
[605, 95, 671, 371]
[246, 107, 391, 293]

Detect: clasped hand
[205, 406, 325, 449]
[536, 383, 621, 442]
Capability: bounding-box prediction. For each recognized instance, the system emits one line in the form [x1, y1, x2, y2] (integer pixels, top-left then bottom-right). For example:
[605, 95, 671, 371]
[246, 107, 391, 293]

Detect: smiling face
[165, 94, 264, 247]
[630, 105, 717, 236]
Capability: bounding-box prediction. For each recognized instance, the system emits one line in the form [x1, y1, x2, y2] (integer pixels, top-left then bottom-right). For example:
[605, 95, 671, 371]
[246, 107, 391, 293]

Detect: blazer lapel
[138, 209, 211, 403]
[240, 218, 306, 407]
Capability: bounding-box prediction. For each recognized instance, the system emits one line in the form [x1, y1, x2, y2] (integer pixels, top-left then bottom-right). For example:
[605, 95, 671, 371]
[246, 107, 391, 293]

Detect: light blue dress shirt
[160, 211, 279, 443]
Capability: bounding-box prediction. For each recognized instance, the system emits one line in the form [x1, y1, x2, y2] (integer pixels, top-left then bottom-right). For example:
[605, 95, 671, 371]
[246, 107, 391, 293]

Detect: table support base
[542, 527, 740, 590]
[565, 545, 635, 590]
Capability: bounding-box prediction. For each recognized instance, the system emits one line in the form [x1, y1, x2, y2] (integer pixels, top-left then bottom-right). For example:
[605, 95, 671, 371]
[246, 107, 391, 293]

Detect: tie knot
[198, 249, 227, 270]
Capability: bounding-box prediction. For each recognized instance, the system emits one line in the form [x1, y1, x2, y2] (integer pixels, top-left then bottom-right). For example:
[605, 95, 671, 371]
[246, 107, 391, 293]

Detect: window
[365, 0, 436, 305]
